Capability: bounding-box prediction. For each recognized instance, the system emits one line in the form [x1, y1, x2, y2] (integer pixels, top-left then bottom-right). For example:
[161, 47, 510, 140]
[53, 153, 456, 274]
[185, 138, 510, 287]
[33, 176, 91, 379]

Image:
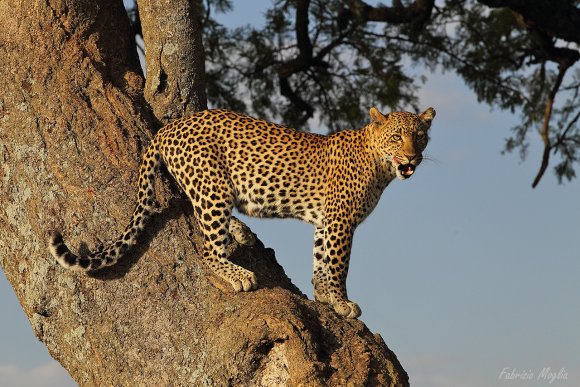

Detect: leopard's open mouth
[397, 163, 415, 179]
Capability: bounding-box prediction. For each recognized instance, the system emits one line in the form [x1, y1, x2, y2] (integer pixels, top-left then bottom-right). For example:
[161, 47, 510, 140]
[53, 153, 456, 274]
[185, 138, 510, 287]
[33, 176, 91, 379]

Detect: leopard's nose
[405, 153, 416, 161]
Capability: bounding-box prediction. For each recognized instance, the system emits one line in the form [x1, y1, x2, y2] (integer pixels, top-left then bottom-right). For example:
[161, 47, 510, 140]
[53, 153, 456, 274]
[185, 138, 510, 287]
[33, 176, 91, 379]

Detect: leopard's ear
[419, 107, 436, 128]
[369, 107, 388, 125]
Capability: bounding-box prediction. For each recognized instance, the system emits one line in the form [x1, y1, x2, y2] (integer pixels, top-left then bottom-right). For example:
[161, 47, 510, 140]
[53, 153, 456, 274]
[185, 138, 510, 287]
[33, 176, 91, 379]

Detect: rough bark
[139, 0, 207, 123]
[0, 0, 408, 385]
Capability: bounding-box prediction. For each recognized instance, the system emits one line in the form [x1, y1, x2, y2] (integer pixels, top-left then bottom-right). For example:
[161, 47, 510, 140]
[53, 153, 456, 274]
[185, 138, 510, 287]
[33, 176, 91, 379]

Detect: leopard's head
[369, 106, 435, 180]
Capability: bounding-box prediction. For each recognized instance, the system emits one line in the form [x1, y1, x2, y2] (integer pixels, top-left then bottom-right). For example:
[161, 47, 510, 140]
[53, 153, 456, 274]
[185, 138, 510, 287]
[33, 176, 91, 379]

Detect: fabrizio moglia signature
[499, 367, 568, 384]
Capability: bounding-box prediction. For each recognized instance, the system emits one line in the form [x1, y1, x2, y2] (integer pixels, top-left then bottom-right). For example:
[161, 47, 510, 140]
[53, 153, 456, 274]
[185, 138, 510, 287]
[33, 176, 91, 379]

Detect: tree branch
[314, 24, 358, 63]
[553, 109, 580, 149]
[295, 0, 313, 60]
[478, 0, 580, 44]
[531, 60, 572, 188]
[276, 0, 325, 124]
[139, 0, 207, 124]
[279, 76, 314, 125]
[344, 0, 435, 29]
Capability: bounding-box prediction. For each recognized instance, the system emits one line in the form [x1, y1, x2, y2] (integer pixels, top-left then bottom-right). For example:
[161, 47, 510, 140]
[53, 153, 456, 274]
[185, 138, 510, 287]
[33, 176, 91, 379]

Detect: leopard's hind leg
[229, 216, 256, 246]
[184, 167, 258, 292]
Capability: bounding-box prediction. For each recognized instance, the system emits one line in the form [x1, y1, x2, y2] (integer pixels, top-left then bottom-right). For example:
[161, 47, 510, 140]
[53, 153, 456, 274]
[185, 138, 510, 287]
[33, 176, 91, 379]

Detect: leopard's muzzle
[397, 163, 415, 179]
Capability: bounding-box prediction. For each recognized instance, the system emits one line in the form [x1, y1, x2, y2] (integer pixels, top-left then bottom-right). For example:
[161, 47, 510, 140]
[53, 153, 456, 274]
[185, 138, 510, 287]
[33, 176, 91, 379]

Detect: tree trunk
[139, 0, 208, 122]
[0, 0, 408, 385]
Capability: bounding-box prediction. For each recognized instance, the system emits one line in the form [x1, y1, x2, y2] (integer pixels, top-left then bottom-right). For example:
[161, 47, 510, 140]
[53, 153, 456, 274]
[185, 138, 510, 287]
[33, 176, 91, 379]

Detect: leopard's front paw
[332, 299, 362, 319]
[227, 267, 258, 292]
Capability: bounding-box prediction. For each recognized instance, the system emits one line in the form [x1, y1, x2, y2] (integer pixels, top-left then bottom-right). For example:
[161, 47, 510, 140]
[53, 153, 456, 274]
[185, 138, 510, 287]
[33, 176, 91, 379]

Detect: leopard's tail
[49, 138, 162, 271]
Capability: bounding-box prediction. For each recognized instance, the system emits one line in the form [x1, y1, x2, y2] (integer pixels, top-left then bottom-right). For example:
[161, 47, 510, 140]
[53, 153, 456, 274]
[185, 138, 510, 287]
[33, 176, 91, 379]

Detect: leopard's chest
[354, 169, 395, 224]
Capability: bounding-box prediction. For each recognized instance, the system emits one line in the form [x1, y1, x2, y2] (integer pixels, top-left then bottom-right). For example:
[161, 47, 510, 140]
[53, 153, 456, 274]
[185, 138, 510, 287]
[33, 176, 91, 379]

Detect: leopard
[49, 106, 435, 319]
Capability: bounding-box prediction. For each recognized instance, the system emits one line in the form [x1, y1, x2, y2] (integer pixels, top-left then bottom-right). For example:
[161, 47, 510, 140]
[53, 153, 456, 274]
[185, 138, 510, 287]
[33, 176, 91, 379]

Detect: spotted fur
[49, 107, 435, 318]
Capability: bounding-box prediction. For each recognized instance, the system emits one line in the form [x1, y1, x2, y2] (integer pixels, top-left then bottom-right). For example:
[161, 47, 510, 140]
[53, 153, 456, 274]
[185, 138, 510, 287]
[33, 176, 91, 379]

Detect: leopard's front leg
[323, 219, 361, 319]
[312, 226, 331, 304]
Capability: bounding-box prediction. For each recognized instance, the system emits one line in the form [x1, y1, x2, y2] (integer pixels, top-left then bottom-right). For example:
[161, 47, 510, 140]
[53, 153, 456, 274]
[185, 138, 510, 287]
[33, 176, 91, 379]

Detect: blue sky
[1, 1, 579, 386]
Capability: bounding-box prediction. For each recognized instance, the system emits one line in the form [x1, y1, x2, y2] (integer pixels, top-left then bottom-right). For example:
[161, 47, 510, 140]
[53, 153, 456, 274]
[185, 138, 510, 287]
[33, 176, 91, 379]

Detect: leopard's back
[157, 110, 329, 226]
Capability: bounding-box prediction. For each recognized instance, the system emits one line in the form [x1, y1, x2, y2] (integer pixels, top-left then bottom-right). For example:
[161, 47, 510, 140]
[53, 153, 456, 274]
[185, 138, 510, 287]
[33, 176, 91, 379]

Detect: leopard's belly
[234, 187, 324, 228]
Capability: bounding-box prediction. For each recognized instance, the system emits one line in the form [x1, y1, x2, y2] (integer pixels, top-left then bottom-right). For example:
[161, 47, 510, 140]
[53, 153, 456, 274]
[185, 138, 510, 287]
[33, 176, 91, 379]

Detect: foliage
[202, 0, 421, 132]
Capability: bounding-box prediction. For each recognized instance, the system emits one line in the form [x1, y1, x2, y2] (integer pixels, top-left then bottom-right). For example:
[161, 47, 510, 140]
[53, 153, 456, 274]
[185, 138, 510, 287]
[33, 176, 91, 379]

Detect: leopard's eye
[390, 134, 402, 142]
[416, 131, 426, 140]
